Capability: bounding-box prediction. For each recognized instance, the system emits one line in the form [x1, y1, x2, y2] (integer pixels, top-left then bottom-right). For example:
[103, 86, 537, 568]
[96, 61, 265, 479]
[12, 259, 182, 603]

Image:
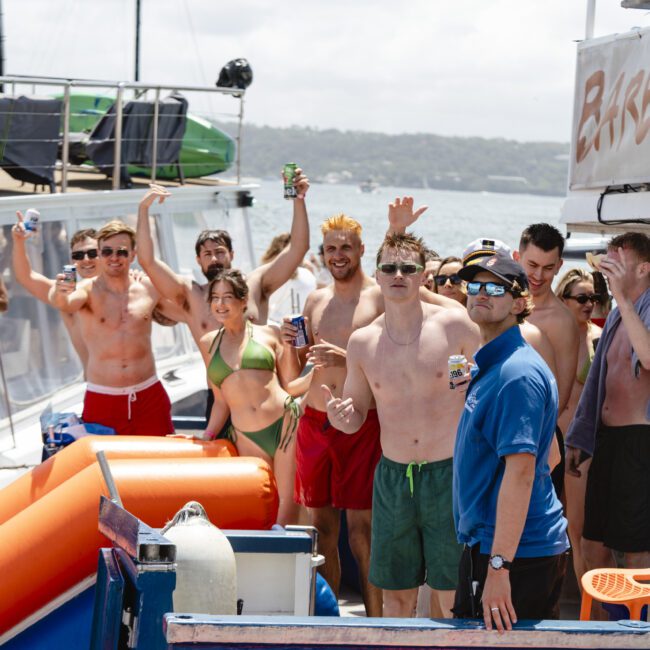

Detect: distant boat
[359, 178, 379, 193]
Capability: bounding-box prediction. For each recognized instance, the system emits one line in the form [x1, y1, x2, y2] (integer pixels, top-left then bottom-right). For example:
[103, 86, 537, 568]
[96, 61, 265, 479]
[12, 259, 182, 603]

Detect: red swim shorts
[82, 379, 173, 437]
[294, 406, 381, 510]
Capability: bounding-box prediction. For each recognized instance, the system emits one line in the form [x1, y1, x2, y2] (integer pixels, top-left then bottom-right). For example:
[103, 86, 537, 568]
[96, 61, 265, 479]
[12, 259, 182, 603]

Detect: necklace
[384, 315, 425, 346]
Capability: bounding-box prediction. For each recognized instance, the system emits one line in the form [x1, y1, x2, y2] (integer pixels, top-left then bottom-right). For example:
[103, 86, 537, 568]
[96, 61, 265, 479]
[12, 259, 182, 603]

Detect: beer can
[290, 314, 309, 348]
[283, 162, 298, 200]
[62, 264, 77, 284]
[448, 354, 468, 390]
[23, 208, 40, 232]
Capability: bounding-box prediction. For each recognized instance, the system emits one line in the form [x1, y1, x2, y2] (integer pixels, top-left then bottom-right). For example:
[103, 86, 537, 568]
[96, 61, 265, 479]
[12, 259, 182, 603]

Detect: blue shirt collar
[474, 324, 525, 372]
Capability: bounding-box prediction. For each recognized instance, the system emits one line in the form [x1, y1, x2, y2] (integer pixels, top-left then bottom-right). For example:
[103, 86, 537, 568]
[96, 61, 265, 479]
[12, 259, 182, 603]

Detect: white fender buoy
[162, 501, 237, 615]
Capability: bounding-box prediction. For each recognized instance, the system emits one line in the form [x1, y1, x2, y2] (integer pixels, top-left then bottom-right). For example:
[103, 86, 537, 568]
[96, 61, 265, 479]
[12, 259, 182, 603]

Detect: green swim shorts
[369, 455, 462, 591]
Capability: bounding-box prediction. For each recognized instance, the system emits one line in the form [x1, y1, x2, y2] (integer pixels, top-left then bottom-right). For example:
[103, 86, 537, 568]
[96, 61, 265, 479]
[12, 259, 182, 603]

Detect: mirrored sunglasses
[466, 281, 509, 297]
[565, 293, 603, 305]
[434, 273, 463, 286]
[377, 262, 423, 276]
[70, 249, 99, 261]
[100, 246, 130, 258]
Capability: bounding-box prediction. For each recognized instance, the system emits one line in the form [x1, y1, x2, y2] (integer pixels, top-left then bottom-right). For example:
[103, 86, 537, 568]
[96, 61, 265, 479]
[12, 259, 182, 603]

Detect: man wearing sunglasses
[49, 220, 177, 437]
[12, 216, 99, 368]
[322, 231, 480, 618]
[565, 232, 650, 577]
[452, 253, 568, 633]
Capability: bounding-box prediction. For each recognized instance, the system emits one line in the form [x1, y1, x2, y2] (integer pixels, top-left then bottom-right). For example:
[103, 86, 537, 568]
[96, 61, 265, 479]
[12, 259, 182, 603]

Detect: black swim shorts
[583, 424, 650, 553]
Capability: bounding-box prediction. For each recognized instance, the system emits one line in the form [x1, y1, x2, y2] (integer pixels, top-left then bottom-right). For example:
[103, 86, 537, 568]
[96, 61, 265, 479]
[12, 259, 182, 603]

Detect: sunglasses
[377, 262, 423, 276]
[434, 273, 463, 286]
[70, 249, 99, 261]
[466, 281, 510, 297]
[564, 293, 603, 305]
[100, 246, 130, 258]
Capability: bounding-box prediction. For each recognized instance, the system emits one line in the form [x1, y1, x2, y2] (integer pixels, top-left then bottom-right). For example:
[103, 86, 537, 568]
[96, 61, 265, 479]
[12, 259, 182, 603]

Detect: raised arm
[48, 276, 90, 313]
[387, 196, 428, 234]
[259, 168, 310, 295]
[322, 330, 374, 434]
[136, 186, 192, 306]
[601, 247, 650, 370]
[12, 212, 54, 303]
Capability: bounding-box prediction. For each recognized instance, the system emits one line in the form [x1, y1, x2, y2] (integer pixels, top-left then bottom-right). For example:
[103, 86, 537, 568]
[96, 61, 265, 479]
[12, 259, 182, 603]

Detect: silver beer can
[290, 314, 309, 348]
[448, 354, 469, 390]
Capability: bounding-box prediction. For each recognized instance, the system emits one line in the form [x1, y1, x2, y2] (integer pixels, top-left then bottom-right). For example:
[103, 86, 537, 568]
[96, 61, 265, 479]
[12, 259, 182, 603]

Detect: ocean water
[247, 181, 565, 273]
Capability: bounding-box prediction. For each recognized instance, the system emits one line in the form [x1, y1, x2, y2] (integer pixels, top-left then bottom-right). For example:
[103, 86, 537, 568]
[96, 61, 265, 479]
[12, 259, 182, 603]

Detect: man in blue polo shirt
[452, 253, 568, 632]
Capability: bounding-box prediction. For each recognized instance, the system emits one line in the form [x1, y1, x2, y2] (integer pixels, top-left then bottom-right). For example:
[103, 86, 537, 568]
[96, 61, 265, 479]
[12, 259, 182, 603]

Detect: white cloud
[4, 0, 650, 141]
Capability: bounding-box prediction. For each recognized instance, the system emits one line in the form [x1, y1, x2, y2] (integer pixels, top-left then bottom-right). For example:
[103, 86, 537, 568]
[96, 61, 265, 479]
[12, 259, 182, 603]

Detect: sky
[4, 1, 650, 143]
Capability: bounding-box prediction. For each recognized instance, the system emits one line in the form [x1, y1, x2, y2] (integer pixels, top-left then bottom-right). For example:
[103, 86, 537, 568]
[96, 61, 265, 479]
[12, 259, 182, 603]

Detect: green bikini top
[208, 322, 275, 388]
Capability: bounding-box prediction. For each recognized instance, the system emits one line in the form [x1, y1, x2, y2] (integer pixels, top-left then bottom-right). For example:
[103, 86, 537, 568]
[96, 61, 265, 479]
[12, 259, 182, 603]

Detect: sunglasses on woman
[564, 293, 603, 305]
[70, 249, 99, 261]
[377, 262, 423, 275]
[466, 281, 510, 297]
[434, 273, 463, 286]
[100, 246, 130, 258]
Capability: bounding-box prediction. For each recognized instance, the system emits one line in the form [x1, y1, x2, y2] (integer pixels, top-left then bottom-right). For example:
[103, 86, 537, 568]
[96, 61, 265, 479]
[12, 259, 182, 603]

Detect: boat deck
[0, 167, 239, 198]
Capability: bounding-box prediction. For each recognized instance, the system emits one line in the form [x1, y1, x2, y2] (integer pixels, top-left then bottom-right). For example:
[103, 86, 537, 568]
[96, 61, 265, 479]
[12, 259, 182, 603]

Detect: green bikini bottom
[231, 396, 299, 459]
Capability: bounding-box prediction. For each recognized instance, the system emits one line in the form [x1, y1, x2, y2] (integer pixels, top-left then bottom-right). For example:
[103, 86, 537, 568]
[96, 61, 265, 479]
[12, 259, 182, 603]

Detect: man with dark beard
[136, 179, 309, 422]
[136, 179, 310, 340]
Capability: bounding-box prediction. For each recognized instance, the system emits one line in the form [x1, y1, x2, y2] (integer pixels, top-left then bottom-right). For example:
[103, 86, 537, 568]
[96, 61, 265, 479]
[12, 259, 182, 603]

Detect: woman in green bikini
[555, 268, 604, 585]
[198, 269, 303, 525]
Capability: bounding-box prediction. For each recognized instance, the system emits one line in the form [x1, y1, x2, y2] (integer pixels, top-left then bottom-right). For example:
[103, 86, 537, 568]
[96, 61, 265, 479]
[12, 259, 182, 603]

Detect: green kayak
[57, 92, 235, 179]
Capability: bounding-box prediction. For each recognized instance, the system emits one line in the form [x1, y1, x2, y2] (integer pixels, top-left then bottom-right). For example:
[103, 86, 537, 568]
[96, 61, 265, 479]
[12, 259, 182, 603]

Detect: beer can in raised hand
[62, 264, 77, 285]
[23, 208, 40, 232]
[290, 314, 309, 348]
[283, 163, 298, 200]
[448, 354, 468, 390]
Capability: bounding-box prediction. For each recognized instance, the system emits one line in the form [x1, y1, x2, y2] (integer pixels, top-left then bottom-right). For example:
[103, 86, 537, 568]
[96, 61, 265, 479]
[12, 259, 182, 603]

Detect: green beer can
[283, 163, 298, 199]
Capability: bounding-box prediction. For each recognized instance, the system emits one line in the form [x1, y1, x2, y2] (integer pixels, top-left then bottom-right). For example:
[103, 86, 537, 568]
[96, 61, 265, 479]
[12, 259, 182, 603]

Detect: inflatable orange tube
[0, 456, 278, 637]
[0, 435, 236, 525]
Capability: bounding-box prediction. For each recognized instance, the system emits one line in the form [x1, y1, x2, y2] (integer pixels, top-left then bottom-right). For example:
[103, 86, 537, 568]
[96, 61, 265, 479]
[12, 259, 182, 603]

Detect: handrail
[0, 74, 245, 95]
[0, 74, 245, 190]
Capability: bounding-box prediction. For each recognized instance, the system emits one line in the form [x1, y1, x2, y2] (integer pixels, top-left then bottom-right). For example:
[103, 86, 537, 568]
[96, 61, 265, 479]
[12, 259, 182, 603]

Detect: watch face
[491, 555, 504, 569]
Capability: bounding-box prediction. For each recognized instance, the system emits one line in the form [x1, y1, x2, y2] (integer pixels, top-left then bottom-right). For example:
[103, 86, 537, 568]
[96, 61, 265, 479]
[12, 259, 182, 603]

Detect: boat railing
[0, 74, 247, 190]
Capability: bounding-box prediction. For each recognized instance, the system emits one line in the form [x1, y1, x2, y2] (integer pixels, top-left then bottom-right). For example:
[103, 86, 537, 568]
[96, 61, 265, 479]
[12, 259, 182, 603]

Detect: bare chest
[312, 298, 381, 347]
[83, 287, 155, 332]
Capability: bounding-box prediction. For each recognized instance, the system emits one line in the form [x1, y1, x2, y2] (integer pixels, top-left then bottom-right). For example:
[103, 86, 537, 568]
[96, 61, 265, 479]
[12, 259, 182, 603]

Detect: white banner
[570, 28, 650, 190]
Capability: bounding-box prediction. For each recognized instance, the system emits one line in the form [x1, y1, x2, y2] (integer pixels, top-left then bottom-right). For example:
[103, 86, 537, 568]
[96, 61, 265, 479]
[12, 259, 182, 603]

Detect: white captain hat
[462, 238, 512, 265]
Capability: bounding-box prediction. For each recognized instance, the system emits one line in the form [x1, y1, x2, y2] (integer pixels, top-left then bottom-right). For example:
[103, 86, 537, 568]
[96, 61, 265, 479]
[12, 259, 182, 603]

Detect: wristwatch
[488, 554, 512, 570]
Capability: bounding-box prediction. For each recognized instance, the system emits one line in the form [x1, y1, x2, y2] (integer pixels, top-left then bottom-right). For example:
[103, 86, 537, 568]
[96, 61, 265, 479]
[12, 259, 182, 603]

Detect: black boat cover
[0, 95, 62, 190]
[85, 93, 188, 184]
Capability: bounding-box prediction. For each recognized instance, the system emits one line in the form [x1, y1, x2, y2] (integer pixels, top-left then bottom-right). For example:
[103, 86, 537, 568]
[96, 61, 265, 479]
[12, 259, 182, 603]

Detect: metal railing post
[151, 87, 160, 182]
[113, 83, 125, 190]
[236, 94, 244, 184]
[61, 82, 71, 193]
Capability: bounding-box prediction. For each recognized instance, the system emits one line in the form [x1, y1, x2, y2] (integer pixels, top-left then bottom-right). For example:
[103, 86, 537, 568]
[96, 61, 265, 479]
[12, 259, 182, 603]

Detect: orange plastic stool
[580, 568, 650, 621]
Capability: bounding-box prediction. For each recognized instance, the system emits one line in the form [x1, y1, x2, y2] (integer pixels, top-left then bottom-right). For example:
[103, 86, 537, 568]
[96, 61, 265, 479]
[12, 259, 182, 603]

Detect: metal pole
[0, 0, 4, 93]
[113, 83, 125, 190]
[236, 95, 244, 184]
[96, 451, 123, 507]
[151, 87, 159, 182]
[134, 0, 141, 82]
[0, 348, 16, 449]
[585, 0, 596, 40]
[61, 83, 71, 193]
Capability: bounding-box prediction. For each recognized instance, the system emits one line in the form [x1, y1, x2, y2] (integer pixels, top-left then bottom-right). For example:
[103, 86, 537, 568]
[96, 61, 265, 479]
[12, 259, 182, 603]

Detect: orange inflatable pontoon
[0, 456, 278, 638]
[0, 435, 236, 525]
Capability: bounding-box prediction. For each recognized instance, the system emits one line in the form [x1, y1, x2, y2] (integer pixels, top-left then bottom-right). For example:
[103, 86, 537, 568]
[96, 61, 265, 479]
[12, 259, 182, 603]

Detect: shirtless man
[13, 219, 98, 369]
[49, 220, 175, 436]
[566, 232, 650, 572]
[136, 174, 310, 341]
[513, 224, 579, 495]
[286, 200, 464, 617]
[323, 232, 480, 617]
